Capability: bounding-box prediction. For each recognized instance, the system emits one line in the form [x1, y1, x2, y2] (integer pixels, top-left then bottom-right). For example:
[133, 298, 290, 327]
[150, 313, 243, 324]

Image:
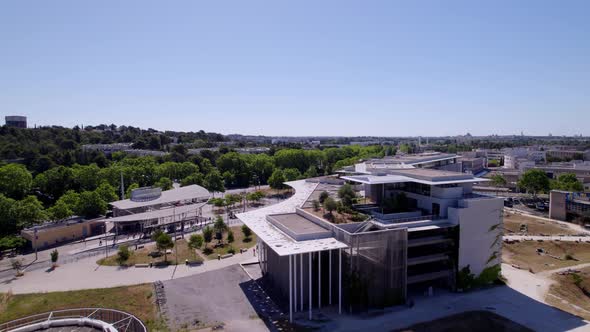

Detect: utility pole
[33, 227, 38, 260]
[120, 171, 125, 200]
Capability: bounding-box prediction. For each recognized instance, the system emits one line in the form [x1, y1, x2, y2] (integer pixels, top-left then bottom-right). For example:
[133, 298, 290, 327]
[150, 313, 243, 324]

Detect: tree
[48, 200, 73, 221]
[490, 174, 507, 188]
[323, 197, 337, 215]
[203, 226, 213, 251]
[56, 190, 80, 214]
[304, 166, 318, 178]
[95, 182, 118, 203]
[181, 173, 204, 187]
[268, 169, 287, 190]
[319, 191, 329, 204]
[188, 234, 204, 249]
[338, 183, 356, 207]
[33, 166, 74, 200]
[312, 199, 320, 211]
[246, 191, 265, 205]
[241, 225, 252, 239]
[77, 191, 107, 219]
[0, 164, 32, 199]
[0, 194, 17, 235]
[551, 173, 584, 192]
[283, 168, 301, 181]
[50, 249, 59, 267]
[125, 183, 140, 199]
[10, 196, 47, 229]
[11, 259, 23, 276]
[214, 215, 227, 242]
[117, 245, 131, 265]
[155, 177, 173, 190]
[227, 229, 235, 243]
[204, 169, 225, 196]
[0, 236, 26, 251]
[518, 169, 550, 196]
[155, 232, 174, 262]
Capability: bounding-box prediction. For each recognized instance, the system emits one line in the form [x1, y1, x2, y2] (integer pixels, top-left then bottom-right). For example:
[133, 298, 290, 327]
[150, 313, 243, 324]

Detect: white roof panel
[237, 180, 348, 256]
[110, 185, 210, 210]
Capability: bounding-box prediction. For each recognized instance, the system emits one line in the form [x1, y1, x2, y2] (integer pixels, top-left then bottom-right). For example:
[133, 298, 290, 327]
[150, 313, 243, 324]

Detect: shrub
[203, 247, 213, 255]
[312, 199, 320, 211]
[189, 234, 204, 249]
[456, 265, 475, 290]
[228, 246, 236, 255]
[323, 197, 337, 215]
[242, 225, 252, 239]
[227, 230, 235, 243]
[475, 264, 501, 286]
[50, 249, 59, 264]
[117, 245, 131, 265]
[319, 191, 329, 204]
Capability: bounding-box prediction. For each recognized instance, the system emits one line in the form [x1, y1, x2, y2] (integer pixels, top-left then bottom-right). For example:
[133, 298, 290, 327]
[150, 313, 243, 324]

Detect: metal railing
[0, 308, 147, 332]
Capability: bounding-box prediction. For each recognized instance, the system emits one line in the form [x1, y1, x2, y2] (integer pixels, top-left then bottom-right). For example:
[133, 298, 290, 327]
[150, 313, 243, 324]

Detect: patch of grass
[547, 267, 590, 321]
[502, 241, 590, 272]
[503, 213, 578, 236]
[200, 226, 257, 260]
[0, 284, 163, 330]
[97, 239, 202, 266]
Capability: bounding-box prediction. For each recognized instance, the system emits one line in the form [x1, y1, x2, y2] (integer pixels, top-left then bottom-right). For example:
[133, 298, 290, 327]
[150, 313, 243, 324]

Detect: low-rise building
[21, 217, 105, 250]
[5, 115, 27, 128]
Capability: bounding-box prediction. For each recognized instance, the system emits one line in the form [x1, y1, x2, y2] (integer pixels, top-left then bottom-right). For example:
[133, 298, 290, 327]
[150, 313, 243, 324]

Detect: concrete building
[342, 152, 462, 175]
[21, 217, 105, 250]
[459, 157, 485, 175]
[5, 115, 27, 128]
[238, 166, 502, 320]
[549, 190, 590, 222]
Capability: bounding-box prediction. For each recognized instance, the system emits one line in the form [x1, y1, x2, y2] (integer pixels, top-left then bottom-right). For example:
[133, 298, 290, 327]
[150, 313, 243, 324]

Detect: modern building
[108, 185, 210, 233]
[341, 152, 461, 175]
[238, 167, 502, 321]
[5, 115, 27, 128]
[549, 190, 590, 222]
[21, 217, 105, 250]
[459, 157, 485, 175]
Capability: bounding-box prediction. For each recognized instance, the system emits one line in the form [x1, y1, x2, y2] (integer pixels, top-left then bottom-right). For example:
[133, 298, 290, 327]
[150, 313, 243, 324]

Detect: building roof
[107, 202, 206, 223]
[342, 169, 489, 186]
[267, 213, 333, 241]
[236, 180, 348, 256]
[110, 185, 210, 210]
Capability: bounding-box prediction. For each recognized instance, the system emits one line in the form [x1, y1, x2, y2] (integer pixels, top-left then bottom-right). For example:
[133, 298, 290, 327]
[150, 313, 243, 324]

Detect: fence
[0, 308, 147, 332]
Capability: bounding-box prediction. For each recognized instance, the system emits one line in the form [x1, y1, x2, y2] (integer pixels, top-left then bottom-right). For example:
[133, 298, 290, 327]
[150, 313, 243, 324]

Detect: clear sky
[1, 1, 589, 137]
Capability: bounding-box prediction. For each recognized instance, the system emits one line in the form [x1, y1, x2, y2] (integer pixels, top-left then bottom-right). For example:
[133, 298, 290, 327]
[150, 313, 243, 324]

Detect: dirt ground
[502, 241, 590, 273]
[503, 213, 579, 236]
[546, 267, 590, 321]
[394, 310, 533, 332]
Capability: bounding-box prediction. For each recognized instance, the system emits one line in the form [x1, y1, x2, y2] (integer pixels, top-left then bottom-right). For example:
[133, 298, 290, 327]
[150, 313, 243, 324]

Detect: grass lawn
[200, 226, 257, 260]
[547, 267, 590, 321]
[97, 239, 202, 266]
[503, 213, 579, 236]
[503, 241, 590, 273]
[0, 284, 167, 331]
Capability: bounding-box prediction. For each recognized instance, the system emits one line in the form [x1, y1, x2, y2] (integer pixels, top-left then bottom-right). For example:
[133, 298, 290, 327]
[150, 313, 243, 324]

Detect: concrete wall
[448, 197, 503, 275]
[549, 190, 568, 221]
[21, 220, 104, 250]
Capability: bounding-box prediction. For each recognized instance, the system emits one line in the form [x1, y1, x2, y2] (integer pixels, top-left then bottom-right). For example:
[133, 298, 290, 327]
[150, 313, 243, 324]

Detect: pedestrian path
[0, 250, 256, 294]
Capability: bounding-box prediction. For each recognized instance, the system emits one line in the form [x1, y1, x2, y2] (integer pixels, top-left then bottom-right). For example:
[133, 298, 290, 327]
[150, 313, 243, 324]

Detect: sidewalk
[0, 250, 257, 294]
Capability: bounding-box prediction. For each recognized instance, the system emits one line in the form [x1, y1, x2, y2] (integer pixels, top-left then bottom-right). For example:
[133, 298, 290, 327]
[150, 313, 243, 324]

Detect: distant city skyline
[1, 1, 589, 136]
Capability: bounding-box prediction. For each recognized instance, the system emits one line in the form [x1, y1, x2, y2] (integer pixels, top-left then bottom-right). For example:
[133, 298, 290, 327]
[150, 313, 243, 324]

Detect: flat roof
[342, 172, 489, 186]
[237, 180, 348, 256]
[107, 202, 206, 223]
[110, 185, 210, 210]
[268, 213, 332, 241]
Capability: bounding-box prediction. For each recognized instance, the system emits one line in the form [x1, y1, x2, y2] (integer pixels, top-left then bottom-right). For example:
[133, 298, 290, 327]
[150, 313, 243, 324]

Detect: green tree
[227, 229, 234, 243]
[518, 169, 550, 196]
[181, 173, 204, 187]
[551, 173, 584, 192]
[319, 191, 329, 204]
[283, 168, 301, 181]
[33, 166, 74, 200]
[125, 183, 140, 199]
[10, 196, 47, 229]
[202, 226, 213, 248]
[188, 234, 204, 249]
[323, 197, 337, 215]
[268, 169, 287, 189]
[241, 225, 252, 239]
[0, 236, 26, 251]
[338, 183, 357, 207]
[47, 200, 73, 221]
[304, 166, 318, 178]
[0, 164, 32, 199]
[72, 164, 101, 191]
[95, 182, 119, 203]
[490, 174, 507, 188]
[56, 190, 81, 214]
[50, 249, 59, 266]
[117, 245, 131, 265]
[0, 194, 17, 235]
[204, 169, 225, 196]
[77, 191, 107, 219]
[214, 215, 227, 241]
[155, 177, 173, 190]
[155, 232, 174, 262]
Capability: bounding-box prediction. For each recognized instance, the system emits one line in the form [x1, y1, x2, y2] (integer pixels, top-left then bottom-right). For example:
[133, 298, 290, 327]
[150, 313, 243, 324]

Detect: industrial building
[21, 217, 105, 250]
[238, 164, 502, 322]
[4, 115, 27, 128]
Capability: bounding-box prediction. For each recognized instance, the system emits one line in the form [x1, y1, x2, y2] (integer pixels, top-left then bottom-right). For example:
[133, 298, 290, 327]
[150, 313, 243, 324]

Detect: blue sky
[1, 1, 588, 136]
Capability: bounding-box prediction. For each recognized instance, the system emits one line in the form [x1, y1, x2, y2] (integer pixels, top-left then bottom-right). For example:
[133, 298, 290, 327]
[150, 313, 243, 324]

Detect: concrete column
[309, 252, 312, 320]
[289, 255, 293, 323]
[300, 253, 303, 312]
[339, 248, 342, 315]
[294, 252, 297, 312]
[329, 249, 332, 305]
[318, 252, 321, 309]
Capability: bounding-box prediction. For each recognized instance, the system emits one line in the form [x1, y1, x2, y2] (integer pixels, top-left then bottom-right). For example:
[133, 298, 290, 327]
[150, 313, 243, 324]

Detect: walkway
[0, 250, 258, 294]
[504, 235, 590, 242]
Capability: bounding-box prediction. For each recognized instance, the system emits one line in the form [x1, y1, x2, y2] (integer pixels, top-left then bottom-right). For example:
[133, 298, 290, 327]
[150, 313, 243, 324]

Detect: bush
[189, 234, 204, 249]
[227, 230, 234, 243]
[203, 247, 213, 255]
[241, 225, 252, 239]
[319, 191, 329, 204]
[323, 197, 337, 215]
[117, 245, 131, 265]
[228, 246, 236, 255]
[312, 200, 320, 211]
[50, 249, 59, 264]
[456, 265, 475, 290]
[475, 264, 501, 286]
